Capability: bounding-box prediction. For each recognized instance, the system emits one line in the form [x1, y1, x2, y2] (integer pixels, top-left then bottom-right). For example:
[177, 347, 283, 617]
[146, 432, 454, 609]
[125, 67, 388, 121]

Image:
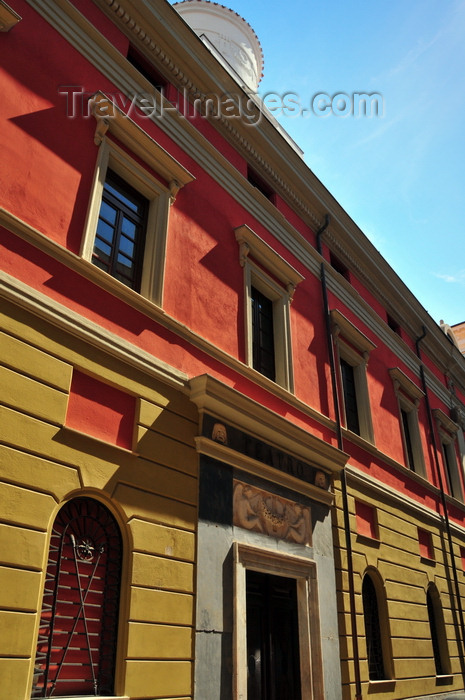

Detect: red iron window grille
[32, 498, 122, 698]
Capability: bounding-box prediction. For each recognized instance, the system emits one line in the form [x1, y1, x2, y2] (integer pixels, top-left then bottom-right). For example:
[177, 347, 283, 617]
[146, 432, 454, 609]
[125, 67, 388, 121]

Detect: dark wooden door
[246, 570, 302, 700]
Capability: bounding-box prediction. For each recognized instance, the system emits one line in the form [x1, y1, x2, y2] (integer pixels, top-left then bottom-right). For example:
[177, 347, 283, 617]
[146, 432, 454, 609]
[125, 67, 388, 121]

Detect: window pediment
[235, 224, 304, 300]
[331, 309, 376, 356]
[389, 367, 424, 405]
[89, 91, 194, 199]
[433, 408, 459, 437]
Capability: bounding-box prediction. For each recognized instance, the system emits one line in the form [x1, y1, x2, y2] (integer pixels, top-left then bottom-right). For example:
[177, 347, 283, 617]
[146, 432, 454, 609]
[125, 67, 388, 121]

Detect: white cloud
[434, 270, 465, 284]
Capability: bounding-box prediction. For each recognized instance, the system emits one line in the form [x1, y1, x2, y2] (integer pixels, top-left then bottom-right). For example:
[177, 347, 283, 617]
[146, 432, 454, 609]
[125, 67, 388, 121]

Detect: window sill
[356, 533, 380, 547]
[368, 679, 396, 692]
[62, 426, 139, 456]
[420, 555, 436, 566]
[435, 673, 453, 685]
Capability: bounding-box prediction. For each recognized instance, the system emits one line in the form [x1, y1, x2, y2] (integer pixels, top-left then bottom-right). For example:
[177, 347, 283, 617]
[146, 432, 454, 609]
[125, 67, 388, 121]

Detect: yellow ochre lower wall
[0, 298, 198, 700]
[333, 472, 465, 700]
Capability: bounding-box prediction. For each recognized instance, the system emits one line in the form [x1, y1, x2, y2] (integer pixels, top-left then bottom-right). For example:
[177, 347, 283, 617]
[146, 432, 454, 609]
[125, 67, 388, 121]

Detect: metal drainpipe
[316, 217, 363, 700]
[415, 326, 465, 668]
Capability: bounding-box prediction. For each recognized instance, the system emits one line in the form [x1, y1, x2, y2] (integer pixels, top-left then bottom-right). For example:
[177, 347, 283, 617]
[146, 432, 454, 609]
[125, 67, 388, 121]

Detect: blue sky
[177, 0, 465, 326]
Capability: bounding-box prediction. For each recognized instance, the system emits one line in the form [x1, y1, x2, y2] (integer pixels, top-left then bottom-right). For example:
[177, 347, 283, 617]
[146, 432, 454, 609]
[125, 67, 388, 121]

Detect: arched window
[362, 572, 389, 681]
[427, 584, 450, 676]
[32, 498, 122, 698]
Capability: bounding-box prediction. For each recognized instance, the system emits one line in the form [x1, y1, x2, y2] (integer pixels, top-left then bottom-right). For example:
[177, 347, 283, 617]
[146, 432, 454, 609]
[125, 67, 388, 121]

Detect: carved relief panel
[233, 480, 311, 545]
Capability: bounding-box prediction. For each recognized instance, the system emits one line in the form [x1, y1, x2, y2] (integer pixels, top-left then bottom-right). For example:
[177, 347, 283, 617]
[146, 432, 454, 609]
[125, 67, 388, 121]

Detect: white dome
[174, 0, 264, 90]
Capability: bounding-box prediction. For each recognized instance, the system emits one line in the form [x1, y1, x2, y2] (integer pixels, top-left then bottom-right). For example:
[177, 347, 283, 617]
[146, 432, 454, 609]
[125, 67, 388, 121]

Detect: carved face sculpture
[314, 471, 327, 489]
[212, 422, 228, 445]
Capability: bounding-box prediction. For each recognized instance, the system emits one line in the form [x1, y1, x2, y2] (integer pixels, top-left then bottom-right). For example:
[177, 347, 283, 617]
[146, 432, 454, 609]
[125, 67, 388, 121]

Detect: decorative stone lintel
[88, 91, 195, 188]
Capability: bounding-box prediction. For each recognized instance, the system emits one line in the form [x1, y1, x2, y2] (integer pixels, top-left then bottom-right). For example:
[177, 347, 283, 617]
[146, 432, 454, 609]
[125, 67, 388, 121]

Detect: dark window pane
[98, 201, 117, 225]
[119, 234, 135, 258]
[341, 358, 360, 434]
[103, 180, 141, 213]
[427, 590, 443, 675]
[362, 575, 386, 681]
[401, 408, 415, 470]
[92, 170, 148, 291]
[94, 238, 112, 261]
[251, 286, 276, 381]
[121, 216, 137, 240]
[96, 220, 115, 245]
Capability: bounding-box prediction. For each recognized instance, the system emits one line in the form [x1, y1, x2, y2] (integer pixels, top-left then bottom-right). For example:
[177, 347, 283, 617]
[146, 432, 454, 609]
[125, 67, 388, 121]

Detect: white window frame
[233, 543, 323, 700]
[235, 225, 303, 391]
[433, 408, 462, 500]
[389, 367, 425, 475]
[82, 91, 194, 304]
[331, 309, 376, 442]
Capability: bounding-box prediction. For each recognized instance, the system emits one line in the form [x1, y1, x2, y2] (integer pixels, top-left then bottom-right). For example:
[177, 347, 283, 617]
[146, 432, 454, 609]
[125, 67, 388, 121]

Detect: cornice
[345, 467, 443, 527]
[0, 271, 188, 389]
[327, 267, 458, 407]
[95, 0, 323, 225]
[189, 374, 349, 475]
[326, 229, 465, 385]
[194, 436, 333, 506]
[341, 428, 438, 493]
[345, 466, 465, 541]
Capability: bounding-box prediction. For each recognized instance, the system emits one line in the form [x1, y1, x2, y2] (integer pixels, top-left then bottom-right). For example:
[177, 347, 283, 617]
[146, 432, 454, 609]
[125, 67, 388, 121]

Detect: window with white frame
[389, 367, 425, 475]
[233, 543, 323, 700]
[331, 309, 376, 442]
[83, 91, 194, 303]
[235, 224, 303, 391]
[433, 408, 462, 500]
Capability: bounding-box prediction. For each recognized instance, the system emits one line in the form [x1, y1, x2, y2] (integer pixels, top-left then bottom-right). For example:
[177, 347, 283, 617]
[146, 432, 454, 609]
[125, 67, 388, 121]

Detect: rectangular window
[83, 92, 194, 304]
[126, 45, 166, 92]
[401, 407, 416, 470]
[389, 368, 425, 475]
[442, 440, 461, 499]
[235, 225, 303, 391]
[93, 170, 148, 291]
[329, 252, 350, 281]
[247, 166, 276, 203]
[331, 310, 376, 443]
[340, 358, 360, 435]
[433, 408, 462, 500]
[251, 286, 276, 381]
